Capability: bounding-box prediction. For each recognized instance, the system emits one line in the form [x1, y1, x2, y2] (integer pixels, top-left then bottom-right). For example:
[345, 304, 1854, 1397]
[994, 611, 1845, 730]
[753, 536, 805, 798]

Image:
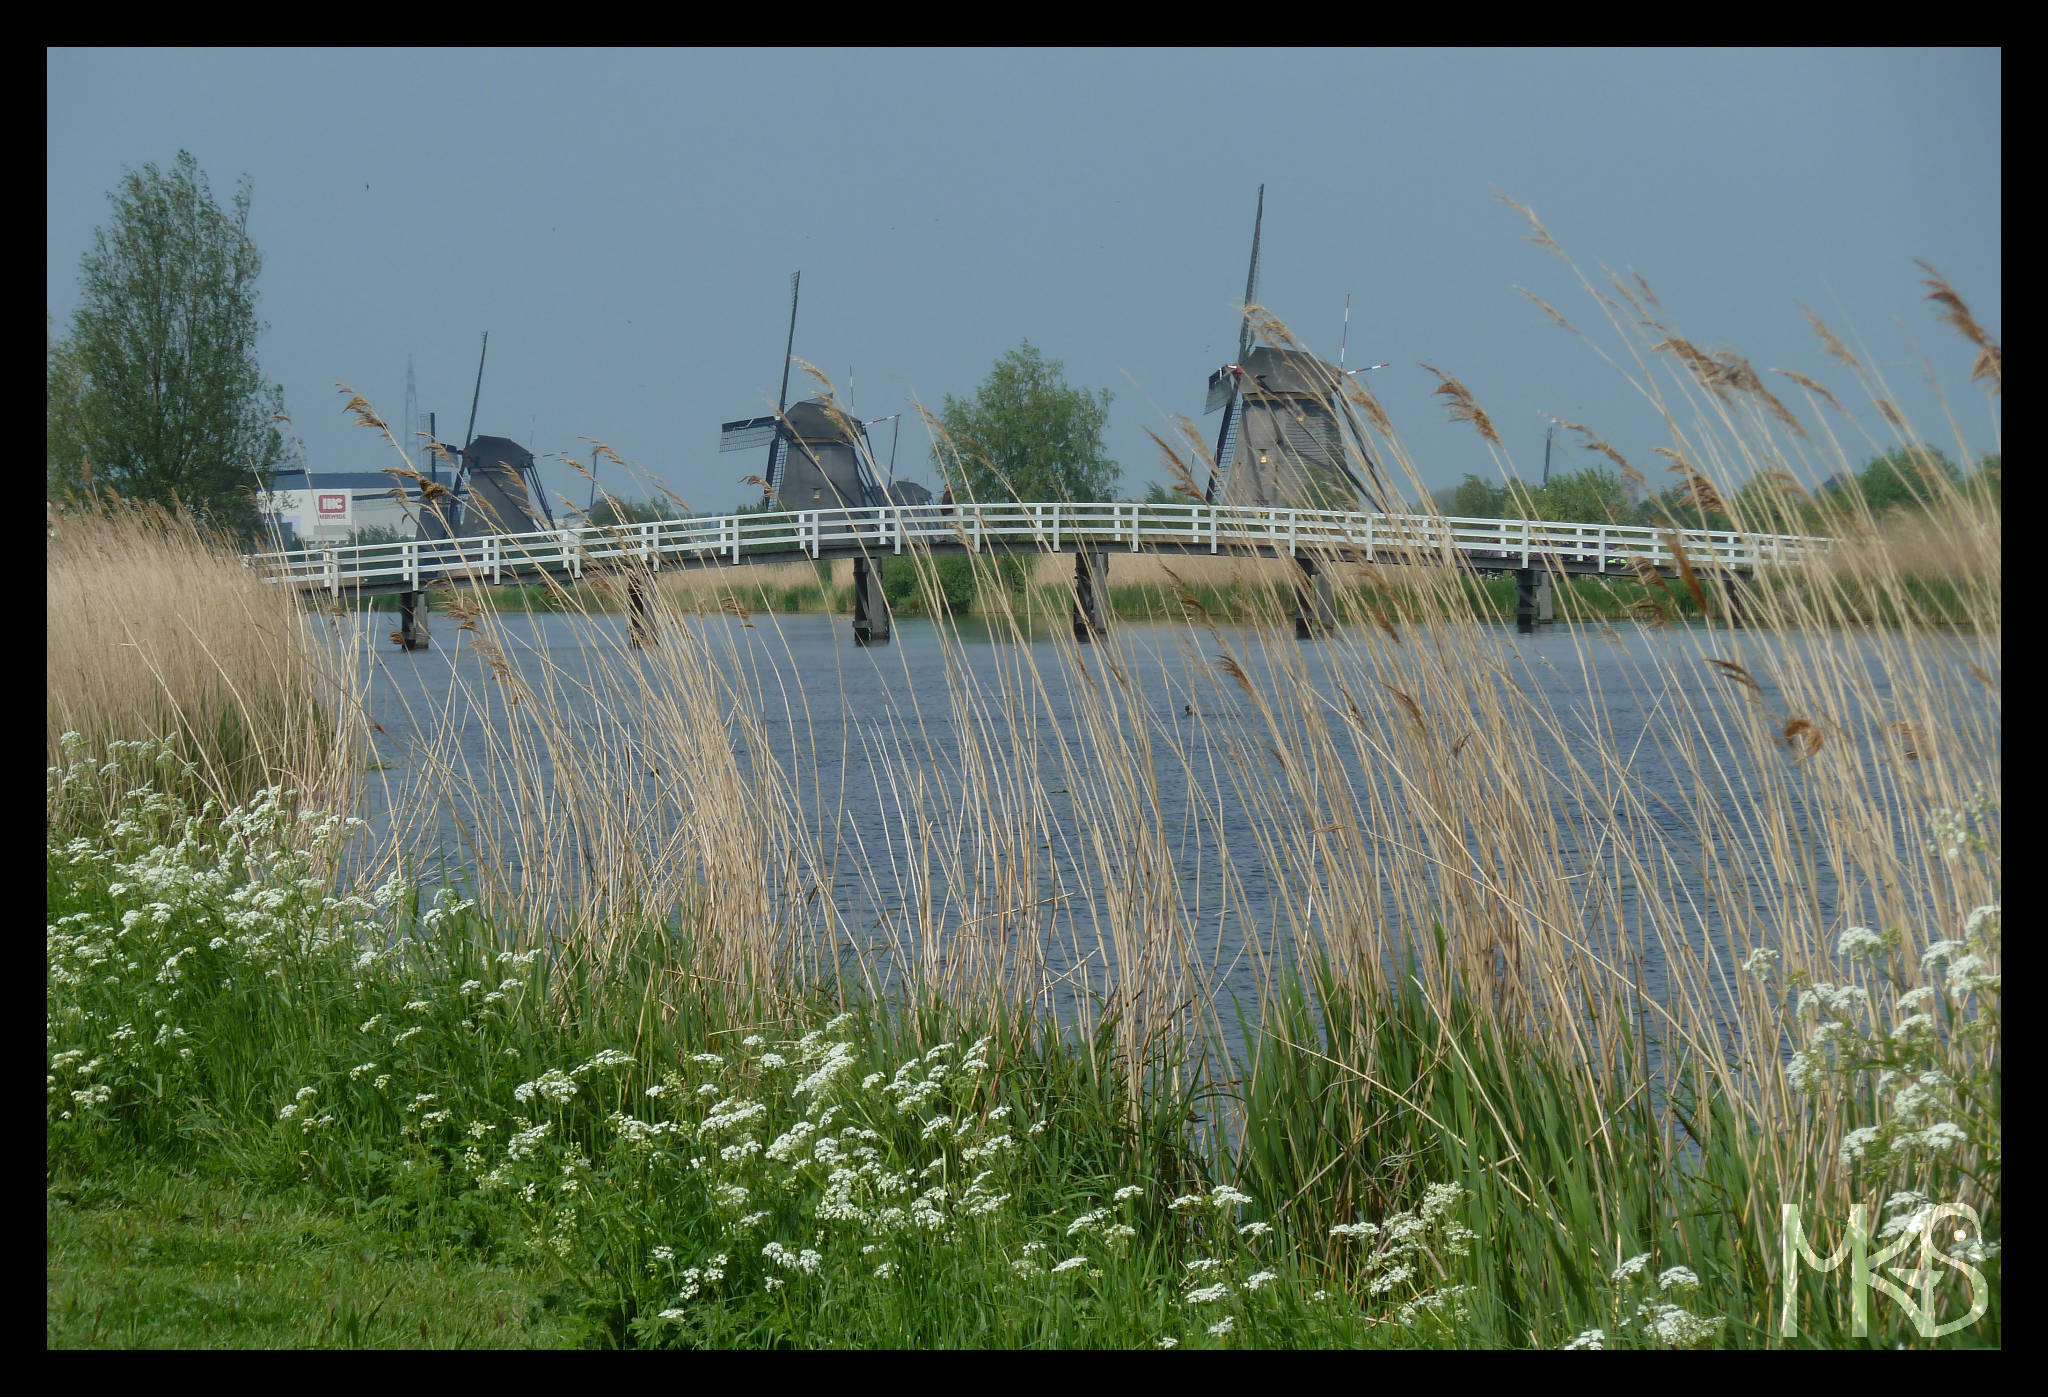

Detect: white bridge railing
[244, 502, 1830, 595]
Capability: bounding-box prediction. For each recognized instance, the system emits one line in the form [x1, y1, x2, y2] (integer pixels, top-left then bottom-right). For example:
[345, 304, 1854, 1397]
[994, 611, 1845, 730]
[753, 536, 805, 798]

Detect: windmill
[718, 273, 887, 511]
[416, 332, 555, 539]
[1201, 188, 1389, 513]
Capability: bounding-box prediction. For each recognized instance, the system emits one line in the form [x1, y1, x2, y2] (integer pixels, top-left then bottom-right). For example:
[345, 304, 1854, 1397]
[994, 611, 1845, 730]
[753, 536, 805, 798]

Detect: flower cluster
[1328, 1182, 1478, 1327]
[1603, 1254, 1724, 1349]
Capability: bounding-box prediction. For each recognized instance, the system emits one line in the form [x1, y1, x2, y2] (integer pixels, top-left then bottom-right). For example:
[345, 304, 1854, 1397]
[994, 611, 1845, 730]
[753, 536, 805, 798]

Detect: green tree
[935, 341, 1118, 504]
[1973, 452, 2001, 505]
[1637, 482, 1731, 532]
[47, 313, 92, 499]
[1853, 446, 1961, 514]
[1727, 471, 1820, 534]
[587, 495, 669, 526]
[50, 151, 284, 535]
[1537, 467, 1628, 524]
[1449, 473, 1509, 518]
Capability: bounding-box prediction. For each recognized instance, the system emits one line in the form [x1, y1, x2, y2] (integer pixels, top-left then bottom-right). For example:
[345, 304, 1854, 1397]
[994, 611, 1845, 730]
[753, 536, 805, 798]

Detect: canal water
[347, 607, 1992, 1061]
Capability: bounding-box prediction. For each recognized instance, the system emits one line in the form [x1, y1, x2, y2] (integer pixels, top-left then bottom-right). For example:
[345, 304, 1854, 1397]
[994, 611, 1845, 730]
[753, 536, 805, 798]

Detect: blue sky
[47, 48, 2000, 516]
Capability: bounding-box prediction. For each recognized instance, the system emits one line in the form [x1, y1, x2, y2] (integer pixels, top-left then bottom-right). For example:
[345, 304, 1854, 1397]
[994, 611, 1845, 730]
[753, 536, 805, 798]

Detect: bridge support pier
[398, 590, 430, 651]
[1294, 554, 1336, 639]
[628, 574, 656, 649]
[1723, 572, 1749, 629]
[1073, 548, 1108, 643]
[1515, 568, 1554, 632]
[853, 556, 891, 645]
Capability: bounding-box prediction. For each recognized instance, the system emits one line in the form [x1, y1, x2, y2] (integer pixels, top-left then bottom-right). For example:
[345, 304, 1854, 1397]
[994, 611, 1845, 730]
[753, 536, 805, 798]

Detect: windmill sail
[1206, 185, 1264, 502]
[1204, 367, 1238, 415]
[719, 415, 780, 453]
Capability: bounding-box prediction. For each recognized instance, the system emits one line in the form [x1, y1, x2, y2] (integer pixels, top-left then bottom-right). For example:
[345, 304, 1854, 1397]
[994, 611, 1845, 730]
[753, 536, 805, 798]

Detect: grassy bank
[48, 746, 1999, 1347]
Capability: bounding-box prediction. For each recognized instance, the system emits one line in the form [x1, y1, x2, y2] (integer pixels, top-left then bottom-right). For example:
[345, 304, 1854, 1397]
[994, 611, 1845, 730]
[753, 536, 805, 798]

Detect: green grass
[45, 743, 1999, 1348]
[46, 1169, 576, 1349]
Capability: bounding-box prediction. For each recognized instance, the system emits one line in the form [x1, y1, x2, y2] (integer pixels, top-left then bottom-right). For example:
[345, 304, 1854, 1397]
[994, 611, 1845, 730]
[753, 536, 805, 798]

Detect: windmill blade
[764, 437, 790, 498]
[1204, 365, 1239, 415]
[775, 273, 800, 416]
[1206, 186, 1263, 502]
[861, 414, 903, 480]
[849, 422, 889, 503]
[1328, 386, 1394, 514]
[766, 272, 800, 495]
[720, 416, 780, 453]
[1237, 184, 1264, 364]
[462, 332, 489, 452]
[524, 456, 557, 528]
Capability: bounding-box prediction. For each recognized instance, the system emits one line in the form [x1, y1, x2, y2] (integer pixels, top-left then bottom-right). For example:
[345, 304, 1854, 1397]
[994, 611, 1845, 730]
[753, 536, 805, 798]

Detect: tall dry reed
[45, 499, 367, 822]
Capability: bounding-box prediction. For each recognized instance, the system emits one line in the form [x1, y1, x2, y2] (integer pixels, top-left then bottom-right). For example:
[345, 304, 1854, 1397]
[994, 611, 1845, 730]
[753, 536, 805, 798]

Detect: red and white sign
[316, 492, 351, 525]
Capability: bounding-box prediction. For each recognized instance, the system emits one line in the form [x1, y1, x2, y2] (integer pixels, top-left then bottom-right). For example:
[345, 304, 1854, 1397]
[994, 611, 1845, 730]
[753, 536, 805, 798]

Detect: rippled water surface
[347, 607, 1990, 1050]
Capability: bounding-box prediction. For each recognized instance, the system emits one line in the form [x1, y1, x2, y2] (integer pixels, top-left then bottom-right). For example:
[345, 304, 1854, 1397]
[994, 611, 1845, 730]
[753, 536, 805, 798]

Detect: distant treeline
[1429, 446, 1999, 534]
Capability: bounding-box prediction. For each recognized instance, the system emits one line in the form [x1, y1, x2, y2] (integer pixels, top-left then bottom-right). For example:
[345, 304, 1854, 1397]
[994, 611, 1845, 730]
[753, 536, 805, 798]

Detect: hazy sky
[47, 48, 2000, 516]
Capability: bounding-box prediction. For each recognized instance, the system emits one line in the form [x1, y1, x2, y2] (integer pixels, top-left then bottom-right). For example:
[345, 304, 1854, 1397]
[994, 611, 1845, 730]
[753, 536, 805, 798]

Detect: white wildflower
[1908, 1121, 1967, 1151]
[1920, 940, 1965, 970]
[1610, 1253, 1652, 1284]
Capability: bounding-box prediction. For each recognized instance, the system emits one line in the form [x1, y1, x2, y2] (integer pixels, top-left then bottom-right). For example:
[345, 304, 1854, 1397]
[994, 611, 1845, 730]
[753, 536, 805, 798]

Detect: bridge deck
[245, 501, 1827, 597]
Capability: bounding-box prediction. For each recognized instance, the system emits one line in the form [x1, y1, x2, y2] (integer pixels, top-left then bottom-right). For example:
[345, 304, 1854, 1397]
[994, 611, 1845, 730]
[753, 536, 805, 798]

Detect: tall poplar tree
[48, 151, 284, 535]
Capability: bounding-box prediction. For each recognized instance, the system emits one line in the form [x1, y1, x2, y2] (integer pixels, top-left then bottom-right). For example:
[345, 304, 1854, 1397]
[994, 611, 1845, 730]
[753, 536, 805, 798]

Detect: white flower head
[1610, 1253, 1652, 1284]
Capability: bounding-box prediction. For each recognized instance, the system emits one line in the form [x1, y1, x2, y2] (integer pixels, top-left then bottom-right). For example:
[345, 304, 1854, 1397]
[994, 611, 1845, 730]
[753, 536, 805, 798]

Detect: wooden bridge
[244, 500, 1828, 647]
